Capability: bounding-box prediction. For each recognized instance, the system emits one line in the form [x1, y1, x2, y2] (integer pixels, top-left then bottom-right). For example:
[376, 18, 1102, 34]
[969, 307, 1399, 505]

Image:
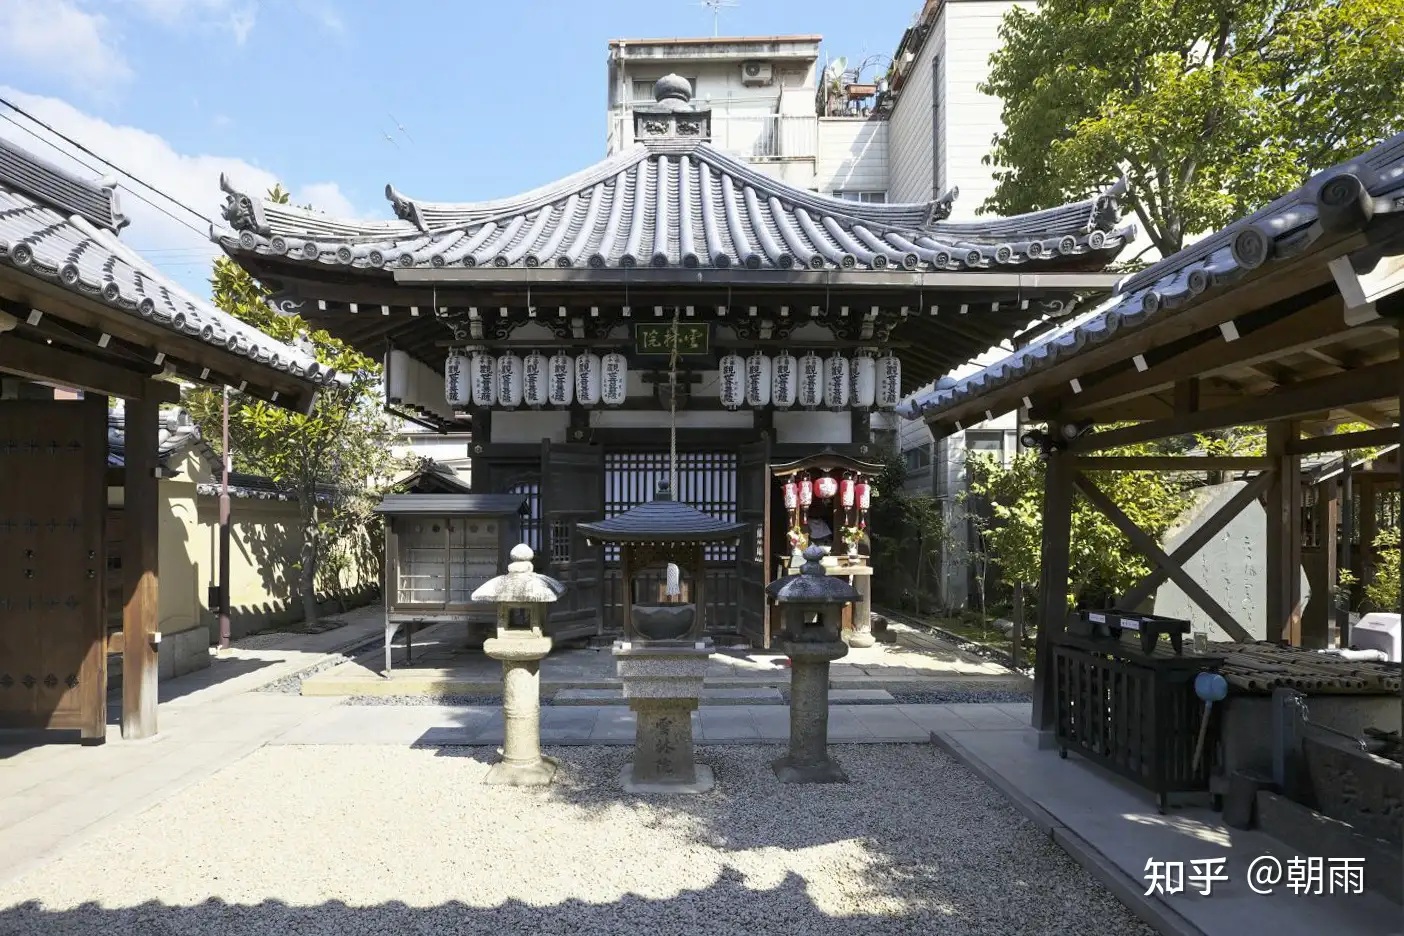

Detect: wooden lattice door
[737, 438, 772, 648]
[0, 398, 107, 741]
[541, 441, 604, 642]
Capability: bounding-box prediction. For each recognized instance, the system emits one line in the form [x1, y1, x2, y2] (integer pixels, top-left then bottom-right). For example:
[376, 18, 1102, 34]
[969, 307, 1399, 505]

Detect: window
[965, 430, 1005, 462]
[604, 451, 738, 562]
[903, 445, 931, 472]
[832, 191, 888, 204]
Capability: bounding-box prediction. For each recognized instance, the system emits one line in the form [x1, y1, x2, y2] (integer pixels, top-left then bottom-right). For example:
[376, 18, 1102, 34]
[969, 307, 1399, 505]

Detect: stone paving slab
[552, 686, 785, 705]
[932, 725, 1402, 936]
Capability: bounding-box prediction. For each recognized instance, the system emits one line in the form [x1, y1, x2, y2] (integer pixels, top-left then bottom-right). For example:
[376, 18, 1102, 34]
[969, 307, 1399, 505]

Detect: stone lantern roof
[766, 546, 861, 603]
[579, 480, 748, 545]
[471, 545, 565, 603]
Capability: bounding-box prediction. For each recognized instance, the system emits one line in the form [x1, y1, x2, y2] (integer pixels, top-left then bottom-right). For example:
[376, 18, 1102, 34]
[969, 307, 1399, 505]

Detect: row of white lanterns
[444, 349, 901, 411]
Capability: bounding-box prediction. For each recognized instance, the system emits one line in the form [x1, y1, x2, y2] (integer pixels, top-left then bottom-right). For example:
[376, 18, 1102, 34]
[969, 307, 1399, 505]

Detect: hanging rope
[669, 306, 680, 498]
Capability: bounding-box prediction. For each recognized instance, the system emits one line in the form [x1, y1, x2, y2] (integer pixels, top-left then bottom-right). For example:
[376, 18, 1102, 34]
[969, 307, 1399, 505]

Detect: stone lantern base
[483, 632, 557, 787]
[773, 640, 850, 784]
[614, 638, 715, 794]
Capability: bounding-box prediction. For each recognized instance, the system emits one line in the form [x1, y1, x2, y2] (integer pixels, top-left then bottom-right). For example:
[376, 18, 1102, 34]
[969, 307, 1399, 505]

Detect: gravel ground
[0, 744, 1151, 936]
[254, 655, 369, 694]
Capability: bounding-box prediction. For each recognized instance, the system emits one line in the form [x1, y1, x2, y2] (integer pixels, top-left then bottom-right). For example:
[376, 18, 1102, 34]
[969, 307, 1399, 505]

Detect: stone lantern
[766, 545, 861, 783]
[470, 544, 565, 786]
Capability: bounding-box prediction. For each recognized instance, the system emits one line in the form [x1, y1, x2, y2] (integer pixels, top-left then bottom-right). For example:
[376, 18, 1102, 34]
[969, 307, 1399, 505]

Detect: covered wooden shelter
[0, 138, 334, 742]
[907, 130, 1404, 731]
[211, 75, 1136, 644]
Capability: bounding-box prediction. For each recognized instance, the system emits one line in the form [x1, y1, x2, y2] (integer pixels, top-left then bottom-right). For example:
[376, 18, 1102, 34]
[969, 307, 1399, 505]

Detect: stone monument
[470, 544, 564, 786]
[767, 545, 861, 783]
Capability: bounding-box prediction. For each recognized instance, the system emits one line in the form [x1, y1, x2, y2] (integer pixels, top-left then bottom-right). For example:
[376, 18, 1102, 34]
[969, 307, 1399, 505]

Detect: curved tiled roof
[213, 140, 1134, 275]
[0, 137, 339, 389]
[579, 481, 748, 544]
[904, 130, 1404, 422]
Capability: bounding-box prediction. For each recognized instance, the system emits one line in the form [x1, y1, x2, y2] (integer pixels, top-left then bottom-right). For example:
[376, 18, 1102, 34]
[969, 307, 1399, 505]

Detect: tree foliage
[1364, 528, 1400, 613]
[967, 443, 1192, 608]
[184, 185, 408, 621]
[980, 0, 1404, 256]
[868, 449, 951, 613]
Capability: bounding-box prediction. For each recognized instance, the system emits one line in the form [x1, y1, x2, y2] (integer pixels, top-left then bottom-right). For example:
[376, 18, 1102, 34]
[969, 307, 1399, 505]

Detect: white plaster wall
[816, 119, 889, 195]
[888, 8, 945, 203]
[491, 410, 570, 445]
[774, 410, 851, 445]
[1153, 481, 1312, 642]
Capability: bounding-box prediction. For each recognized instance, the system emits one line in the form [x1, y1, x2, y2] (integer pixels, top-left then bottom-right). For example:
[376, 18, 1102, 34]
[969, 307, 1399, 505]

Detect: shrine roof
[212, 143, 1133, 277]
[579, 480, 748, 544]
[903, 129, 1404, 427]
[0, 137, 337, 398]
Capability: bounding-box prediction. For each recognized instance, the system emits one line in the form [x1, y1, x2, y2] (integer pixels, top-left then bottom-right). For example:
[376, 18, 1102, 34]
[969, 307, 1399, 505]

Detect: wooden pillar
[1266, 421, 1303, 644]
[1031, 433, 1074, 732]
[692, 544, 707, 638]
[1359, 477, 1378, 581]
[1323, 481, 1340, 647]
[1340, 463, 1354, 646]
[81, 393, 109, 744]
[121, 392, 160, 739]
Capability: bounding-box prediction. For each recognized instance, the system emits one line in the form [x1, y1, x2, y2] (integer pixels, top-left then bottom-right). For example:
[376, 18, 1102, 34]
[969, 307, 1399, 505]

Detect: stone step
[827, 689, 895, 703]
[553, 687, 784, 706]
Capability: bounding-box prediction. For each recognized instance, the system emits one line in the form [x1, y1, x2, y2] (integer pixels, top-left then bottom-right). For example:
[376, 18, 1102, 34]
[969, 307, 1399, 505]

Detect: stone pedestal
[774, 640, 850, 783]
[614, 638, 715, 794]
[829, 565, 874, 648]
[483, 632, 557, 786]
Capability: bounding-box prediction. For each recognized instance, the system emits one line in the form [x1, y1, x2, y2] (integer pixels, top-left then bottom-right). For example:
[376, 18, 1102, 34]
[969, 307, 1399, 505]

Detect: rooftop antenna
[697, 0, 738, 37]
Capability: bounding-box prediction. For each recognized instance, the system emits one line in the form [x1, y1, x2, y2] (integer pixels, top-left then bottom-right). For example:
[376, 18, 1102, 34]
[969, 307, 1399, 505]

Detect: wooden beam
[1290, 427, 1399, 456]
[1265, 422, 1304, 644]
[1073, 470, 1253, 642]
[1119, 470, 1276, 608]
[1079, 456, 1271, 472]
[0, 334, 179, 402]
[1031, 438, 1073, 732]
[121, 392, 160, 740]
[1070, 361, 1399, 451]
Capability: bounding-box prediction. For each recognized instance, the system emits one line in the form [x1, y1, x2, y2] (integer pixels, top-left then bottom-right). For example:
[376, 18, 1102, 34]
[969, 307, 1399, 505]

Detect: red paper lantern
[798, 477, 813, 507]
[856, 482, 871, 510]
[839, 478, 855, 508]
[782, 482, 798, 510]
[815, 476, 839, 500]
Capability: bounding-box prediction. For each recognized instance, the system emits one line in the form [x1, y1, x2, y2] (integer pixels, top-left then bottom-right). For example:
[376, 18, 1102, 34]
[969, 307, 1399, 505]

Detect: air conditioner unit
[741, 61, 773, 86]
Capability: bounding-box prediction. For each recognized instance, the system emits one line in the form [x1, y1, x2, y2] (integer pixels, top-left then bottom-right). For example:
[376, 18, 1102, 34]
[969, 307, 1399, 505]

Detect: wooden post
[692, 544, 707, 639]
[1340, 463, 1354, 647]
[121, 392, 160, 739]
[81, 393, 109, 744]
[1032, 431, 1073, 732]
[1265, 421, 1302, 644]
[1324, 480, 1340, 648]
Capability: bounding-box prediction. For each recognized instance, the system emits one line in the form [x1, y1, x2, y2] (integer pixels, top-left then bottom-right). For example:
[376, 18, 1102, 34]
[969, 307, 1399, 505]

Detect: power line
[0, 95, 217, 238]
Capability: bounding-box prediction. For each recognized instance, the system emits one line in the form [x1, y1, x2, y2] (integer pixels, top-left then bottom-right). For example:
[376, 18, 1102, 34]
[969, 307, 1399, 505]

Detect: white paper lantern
[548, 353, 574, 407]
[824, 352, 850, 410]
[718, 353, 745, 410]
[470, 350, 496, 407]
[405, 357, 422, 408]
[878, 352, 902, 410]
[772, 351, 796, 410]
[495, 353, 523, 409]
[745, 352, 771, 408]
[798, 352, 823, 409]
[851, 354, 877, 409]
[601, 352, 628, 407]
[443, 353, 468, 407]
[575, 352, 602, 407]
[523, 351, 548, 408]
[387, 350, 411, 403]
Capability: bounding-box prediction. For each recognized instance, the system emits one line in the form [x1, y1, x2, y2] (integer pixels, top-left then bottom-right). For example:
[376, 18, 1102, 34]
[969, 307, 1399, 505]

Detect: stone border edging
[928, 729, 1205, 936]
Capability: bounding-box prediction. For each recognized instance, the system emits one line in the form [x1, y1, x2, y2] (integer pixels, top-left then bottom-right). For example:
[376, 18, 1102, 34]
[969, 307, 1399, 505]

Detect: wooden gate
[0, 398, 107, 741]
[737, 438, 772, 647]
[541, 441, 603, 642]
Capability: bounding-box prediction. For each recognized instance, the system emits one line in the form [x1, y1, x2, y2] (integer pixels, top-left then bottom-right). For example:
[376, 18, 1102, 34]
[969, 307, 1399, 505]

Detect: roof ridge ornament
[218, 173, 270, 236]
[385, 183, 427, 231]
[922, 186, 959, 227]
[1090, 175, 1129, 232]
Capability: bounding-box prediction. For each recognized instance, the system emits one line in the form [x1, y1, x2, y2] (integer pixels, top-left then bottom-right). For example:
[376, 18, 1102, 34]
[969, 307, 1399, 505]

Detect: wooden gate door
[0, 398, 107, 741]
[541, 441, 604, 642]
[737, 438, 772, 648]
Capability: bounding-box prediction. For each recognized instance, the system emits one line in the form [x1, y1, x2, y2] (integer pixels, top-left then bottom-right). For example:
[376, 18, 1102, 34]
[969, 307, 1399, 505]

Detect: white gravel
[0, 744, 1153, 936]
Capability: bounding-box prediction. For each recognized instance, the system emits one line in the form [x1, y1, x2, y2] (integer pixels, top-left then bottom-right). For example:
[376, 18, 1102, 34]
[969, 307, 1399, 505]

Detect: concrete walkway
[932, 726, 1401, 936]
[271, 700, 1032, 747]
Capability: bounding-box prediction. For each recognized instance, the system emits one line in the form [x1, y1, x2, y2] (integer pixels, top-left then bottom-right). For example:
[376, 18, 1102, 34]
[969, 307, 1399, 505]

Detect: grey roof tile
[904, 130, 1404, 422]
[213, 140, 1135, 274]
[0, 138, 338, 390]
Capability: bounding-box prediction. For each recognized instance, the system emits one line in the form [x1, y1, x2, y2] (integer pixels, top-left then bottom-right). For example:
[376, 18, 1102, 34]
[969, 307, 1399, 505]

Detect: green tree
[980, 0, 1404, 257]
[1364, 528, 1400, 612]
[184, 185, 408, 623]
[966, 445, 1192, 609]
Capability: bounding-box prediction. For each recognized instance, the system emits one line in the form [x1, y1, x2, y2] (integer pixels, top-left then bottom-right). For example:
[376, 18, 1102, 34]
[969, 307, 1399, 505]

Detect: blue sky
[0, 0, 919, 298]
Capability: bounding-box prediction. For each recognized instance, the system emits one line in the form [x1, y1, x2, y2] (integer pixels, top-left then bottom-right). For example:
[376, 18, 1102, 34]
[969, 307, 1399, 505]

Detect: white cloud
[0, 87, 365, 299]
[131, 0, 260, 45]
[0, 0, 132, 92]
